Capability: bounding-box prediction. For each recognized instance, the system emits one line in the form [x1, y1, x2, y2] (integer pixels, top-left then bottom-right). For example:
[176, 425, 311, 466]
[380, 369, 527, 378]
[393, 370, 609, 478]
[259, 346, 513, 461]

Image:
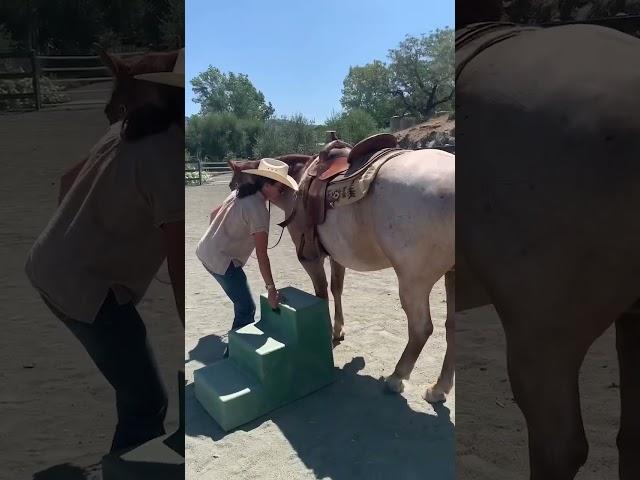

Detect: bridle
[266, 189, 298, 250]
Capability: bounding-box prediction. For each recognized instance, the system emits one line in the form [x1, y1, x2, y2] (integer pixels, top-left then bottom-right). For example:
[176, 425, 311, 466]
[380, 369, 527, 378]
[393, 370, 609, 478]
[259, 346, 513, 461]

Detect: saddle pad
[456, 22, 538, 81]
[326, 149, 409, 209]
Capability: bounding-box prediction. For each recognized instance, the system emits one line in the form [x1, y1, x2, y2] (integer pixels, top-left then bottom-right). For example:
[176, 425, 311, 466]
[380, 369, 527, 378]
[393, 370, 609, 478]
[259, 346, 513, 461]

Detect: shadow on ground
[186, 355, 454, 479]
[33, 462, 100, 480]
[187, 334, 227, 365]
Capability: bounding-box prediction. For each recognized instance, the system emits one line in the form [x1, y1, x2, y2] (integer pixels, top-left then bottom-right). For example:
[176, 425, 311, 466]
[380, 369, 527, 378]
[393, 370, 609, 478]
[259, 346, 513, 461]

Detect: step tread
[194, 359, 260, 401]
[231, 323, 286, 355]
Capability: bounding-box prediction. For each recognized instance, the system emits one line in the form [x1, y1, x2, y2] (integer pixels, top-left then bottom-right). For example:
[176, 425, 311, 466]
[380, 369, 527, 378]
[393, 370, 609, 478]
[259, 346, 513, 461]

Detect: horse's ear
[96, 46, 121, 76]
[228, 159, 241, 172]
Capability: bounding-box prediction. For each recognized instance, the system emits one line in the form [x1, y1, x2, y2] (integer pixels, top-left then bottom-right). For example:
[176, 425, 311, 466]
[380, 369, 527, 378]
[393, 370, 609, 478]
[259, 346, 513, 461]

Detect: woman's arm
[254, 231, 281, 309]
[209, 204, 222, 224]
[58, 156, 88, 205]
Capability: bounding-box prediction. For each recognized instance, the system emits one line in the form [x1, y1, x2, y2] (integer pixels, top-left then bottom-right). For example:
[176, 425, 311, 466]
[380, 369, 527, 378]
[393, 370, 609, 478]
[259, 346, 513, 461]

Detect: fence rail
[185, 159, 232, 186]
[0, 49, 145, 111]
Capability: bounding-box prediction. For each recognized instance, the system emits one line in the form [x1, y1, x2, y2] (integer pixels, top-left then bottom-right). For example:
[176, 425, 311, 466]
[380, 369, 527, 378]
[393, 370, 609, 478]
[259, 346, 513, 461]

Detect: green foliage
[160, 0, 185, 49]
[341, 60, 395, 128]
[324, 109, 380, 145]
[185, 112, 264, 161]
[0, 0, 180, 53]
[191, 67, 274, 120]
[340, 28, 454, 125]
[0, 23, 16, 50]
[388, 28, 454, 119]
[253, 114, 319, 158]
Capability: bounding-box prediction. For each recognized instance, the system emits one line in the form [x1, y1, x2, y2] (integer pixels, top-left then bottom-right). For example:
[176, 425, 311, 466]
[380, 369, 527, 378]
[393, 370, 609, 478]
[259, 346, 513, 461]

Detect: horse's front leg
[300, 257, 328, 299]
[425, 269, 455, 403]
[329, 257, 345, 342]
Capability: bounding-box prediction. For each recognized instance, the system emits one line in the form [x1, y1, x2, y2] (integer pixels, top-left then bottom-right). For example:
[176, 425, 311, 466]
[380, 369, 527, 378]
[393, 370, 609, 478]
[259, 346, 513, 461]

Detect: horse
[456, 14, 640, 479]
[229, 145, 455, 403]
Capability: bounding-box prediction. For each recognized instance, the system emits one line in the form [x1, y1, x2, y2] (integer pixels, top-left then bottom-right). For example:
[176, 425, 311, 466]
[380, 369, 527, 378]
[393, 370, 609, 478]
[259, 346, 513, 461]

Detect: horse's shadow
[32, 463, 99, 480]
[186, 356, 454, 479]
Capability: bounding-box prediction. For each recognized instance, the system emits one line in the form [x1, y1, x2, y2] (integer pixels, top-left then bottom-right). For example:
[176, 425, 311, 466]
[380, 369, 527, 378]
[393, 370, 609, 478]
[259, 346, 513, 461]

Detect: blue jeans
[209, 262, 256, 331]
[42, 290, 168, 453]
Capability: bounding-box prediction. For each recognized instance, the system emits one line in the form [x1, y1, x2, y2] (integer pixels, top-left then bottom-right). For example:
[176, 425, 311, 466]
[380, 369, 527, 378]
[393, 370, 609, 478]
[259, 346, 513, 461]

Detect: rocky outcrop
[394, 114, 455, 150]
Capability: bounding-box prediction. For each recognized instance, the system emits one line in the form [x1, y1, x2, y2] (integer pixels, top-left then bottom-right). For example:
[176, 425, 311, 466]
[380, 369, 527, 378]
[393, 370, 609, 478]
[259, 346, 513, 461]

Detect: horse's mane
[119, 51, 179, 77]
[457, 0, 503, 29]
[276, 154, 315, 180]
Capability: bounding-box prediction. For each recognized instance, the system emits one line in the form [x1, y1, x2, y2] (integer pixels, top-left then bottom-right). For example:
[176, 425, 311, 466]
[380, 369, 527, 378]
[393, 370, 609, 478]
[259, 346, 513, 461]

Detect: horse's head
[227, 159, 261, 191]
[97, 47, 180, 125]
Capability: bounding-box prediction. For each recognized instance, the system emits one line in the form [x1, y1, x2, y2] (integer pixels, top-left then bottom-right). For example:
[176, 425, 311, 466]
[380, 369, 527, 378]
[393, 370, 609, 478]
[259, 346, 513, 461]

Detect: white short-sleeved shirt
[196, 190, 270, 275]
[25, 121, 184, 323]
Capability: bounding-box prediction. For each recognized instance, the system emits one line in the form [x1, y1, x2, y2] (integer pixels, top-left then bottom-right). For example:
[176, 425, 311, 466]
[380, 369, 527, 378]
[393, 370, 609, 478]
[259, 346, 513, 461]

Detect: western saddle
[296, 132, 403, 261]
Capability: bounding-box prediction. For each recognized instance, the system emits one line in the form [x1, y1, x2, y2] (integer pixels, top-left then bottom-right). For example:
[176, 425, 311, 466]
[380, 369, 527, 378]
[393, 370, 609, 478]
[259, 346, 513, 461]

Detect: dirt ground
[0, 92, 182, 479]
[456, 305, 620, 479]
[185, 179, 455, 480]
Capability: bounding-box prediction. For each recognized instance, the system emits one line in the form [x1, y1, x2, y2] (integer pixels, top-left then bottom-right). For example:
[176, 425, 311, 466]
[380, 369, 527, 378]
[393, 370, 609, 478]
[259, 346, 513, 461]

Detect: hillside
[394, 114, 455, 150]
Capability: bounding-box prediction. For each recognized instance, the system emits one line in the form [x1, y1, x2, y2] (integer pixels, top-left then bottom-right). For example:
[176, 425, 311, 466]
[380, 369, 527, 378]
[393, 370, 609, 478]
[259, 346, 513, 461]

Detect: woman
[196, 158, 299, 357]
[24, 49, 185, 452]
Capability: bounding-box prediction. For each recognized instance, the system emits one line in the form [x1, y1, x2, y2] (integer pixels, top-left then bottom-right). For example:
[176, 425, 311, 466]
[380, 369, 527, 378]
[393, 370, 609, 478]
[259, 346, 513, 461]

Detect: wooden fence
[0, 50, 41, 109]
[0, 49, 143, 110]
[185, 156, 232, 186]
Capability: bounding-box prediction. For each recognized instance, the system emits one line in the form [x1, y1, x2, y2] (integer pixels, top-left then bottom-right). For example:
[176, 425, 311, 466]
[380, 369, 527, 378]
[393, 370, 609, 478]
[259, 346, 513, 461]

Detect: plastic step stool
[194, 287, 335, 431]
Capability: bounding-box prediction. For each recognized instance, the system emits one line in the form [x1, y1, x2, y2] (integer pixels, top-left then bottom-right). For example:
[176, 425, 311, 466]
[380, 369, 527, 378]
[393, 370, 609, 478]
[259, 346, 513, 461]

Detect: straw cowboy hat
[244, 158, 299, 191]
[134, 48, 184, 88]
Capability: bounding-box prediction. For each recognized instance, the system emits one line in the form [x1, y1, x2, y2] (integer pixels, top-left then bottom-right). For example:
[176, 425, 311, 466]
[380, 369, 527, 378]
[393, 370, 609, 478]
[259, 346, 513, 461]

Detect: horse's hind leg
[329, 257, 345, 342]
[502, 307, 593, 479]
[385, 274, 434, 393]
[616, 298, 640, 480]
[425, 269, 455, 403]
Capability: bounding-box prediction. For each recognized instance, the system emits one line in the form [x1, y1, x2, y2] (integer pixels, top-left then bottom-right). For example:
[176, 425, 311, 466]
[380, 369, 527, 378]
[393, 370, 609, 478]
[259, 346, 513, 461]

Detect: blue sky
[186, 0, 453, 123]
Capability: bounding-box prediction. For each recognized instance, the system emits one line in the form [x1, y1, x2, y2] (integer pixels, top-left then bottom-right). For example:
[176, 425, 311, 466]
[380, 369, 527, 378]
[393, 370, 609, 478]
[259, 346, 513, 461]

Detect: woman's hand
[267, 286, 281, 310]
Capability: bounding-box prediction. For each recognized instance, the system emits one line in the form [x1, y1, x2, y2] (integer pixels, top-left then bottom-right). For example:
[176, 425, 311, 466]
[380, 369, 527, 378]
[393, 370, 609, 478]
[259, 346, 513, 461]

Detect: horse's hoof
[385, 375, 404, 393]
[332, 328, 345, 342]
[424, 386, 446, 404]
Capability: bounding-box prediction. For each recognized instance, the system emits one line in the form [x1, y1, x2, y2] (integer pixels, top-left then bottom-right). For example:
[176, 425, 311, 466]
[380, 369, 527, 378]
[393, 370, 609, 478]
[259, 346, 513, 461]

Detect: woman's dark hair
[121, 83, 184, 141]
[237, 176, 277, 198]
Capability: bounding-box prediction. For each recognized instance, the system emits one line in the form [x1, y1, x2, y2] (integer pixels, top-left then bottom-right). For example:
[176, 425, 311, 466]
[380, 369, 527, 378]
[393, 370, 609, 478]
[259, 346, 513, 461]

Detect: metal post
[198, 155, 202, 186]
[30, 49, 41, 110]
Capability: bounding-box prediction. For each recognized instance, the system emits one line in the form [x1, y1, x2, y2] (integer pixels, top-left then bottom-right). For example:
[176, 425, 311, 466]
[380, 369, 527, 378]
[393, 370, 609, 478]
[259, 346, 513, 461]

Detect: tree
[253, 114, 319, 158]
[388, 28, 454, 119]
[159, 0, 184, 49]
[191, 67, 275, 120]
[324, 109, 380, 145]
[186, 112, 263, 161]
[340, 61, 395, 128]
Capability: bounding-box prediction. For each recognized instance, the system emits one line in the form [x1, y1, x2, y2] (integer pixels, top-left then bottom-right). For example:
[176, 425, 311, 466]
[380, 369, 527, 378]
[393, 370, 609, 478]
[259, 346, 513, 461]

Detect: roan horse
[229, 143, 455, 403]
[457, 10, 640, 480]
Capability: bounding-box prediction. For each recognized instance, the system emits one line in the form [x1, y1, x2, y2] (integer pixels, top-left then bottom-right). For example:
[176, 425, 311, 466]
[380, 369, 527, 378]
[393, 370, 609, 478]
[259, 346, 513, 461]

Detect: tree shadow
[186, 356, 454, 479]
[186, 333, 227, 365]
